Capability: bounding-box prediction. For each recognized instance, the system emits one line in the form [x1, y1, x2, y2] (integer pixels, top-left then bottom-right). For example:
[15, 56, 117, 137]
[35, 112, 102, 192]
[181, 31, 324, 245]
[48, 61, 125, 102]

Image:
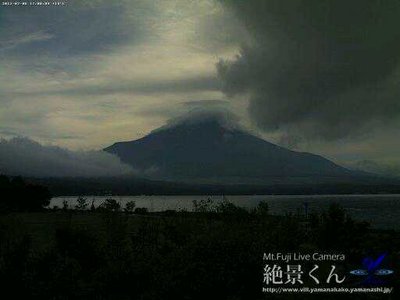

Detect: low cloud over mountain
[0, 137, 134, 178]
[104, 109, 372, 185]
[350, 160, 400, 179]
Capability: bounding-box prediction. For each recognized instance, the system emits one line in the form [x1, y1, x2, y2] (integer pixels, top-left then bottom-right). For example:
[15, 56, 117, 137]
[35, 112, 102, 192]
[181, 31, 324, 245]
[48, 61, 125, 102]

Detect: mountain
[104, 115, 381, 185]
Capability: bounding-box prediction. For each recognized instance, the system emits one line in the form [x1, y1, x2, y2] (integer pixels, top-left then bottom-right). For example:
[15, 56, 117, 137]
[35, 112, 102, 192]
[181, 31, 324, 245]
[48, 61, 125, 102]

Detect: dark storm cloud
[217, 0, 400, 139]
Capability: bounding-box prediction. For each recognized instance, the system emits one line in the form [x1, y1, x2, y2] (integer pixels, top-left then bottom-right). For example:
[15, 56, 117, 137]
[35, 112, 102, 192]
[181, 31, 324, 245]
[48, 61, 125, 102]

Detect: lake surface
[50, 194, 400, 229]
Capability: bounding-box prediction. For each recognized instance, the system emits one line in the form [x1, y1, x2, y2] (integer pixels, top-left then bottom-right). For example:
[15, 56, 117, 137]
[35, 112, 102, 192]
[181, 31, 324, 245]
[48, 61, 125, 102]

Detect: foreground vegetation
[0, 176, 398, 299]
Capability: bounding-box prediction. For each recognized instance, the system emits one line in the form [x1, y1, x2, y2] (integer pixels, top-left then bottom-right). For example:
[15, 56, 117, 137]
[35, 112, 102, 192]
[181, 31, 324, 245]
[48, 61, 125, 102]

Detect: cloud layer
[0, 137, 134, 177]
[1, 0, 400, 174]
[0, 0, 235, 149]
[217, 0, 400, 139]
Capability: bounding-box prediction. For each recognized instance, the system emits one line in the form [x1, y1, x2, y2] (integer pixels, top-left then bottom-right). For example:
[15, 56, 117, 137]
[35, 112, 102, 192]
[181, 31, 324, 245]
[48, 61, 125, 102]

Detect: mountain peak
[104, 111, 363, 185]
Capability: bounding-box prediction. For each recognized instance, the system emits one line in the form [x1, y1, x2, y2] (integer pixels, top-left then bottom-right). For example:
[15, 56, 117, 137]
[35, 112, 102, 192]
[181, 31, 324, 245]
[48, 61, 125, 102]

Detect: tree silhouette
[0, 175, 51, 212]
[75, 197, 88, 210]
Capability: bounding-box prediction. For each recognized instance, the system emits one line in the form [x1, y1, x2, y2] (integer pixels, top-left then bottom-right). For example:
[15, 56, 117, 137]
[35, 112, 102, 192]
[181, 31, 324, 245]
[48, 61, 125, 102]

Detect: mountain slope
[104, 118, 368, 184]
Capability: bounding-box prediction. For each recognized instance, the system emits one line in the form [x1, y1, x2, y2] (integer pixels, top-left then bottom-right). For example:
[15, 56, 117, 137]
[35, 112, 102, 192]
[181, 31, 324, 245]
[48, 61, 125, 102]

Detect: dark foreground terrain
[0, 175, 398, 299]
[0, 199, 399, 300]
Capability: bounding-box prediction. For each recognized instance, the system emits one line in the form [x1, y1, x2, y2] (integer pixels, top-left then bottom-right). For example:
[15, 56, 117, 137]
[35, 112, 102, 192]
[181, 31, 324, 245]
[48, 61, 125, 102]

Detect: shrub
[62, 200, 69, 211]
[215, 199, 248, 215]
[99, 198, 121, 212]
[254, 200, 269, 216]
[192, 197, 216, 213]
[124, 200, 136, 213]
[75, 197, 88, 210]
[134, 207, 148, 215]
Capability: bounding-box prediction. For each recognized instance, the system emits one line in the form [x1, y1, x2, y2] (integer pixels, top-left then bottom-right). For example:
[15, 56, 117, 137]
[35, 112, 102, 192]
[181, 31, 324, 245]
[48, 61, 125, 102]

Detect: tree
[0, 175, 51, 212]
[124, 201, 136, 213]
[255, 201, 269, 216]
[90, 199, 96, 211]
[215, 198, 248, 215]
[193, 197, 216, 213]
[99, 198, 121, 212]
[62, 200, 69, 211]
[75, 197, 88, 210]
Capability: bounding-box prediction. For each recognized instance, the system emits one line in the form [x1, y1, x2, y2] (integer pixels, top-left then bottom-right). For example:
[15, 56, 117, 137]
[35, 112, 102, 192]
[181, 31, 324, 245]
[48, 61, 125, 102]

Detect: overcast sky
[1, 0, 400, 174]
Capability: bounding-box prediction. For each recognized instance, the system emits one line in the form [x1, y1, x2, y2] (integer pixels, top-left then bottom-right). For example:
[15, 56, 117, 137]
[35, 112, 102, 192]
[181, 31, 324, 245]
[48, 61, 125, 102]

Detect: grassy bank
[0, 202, 398, 299]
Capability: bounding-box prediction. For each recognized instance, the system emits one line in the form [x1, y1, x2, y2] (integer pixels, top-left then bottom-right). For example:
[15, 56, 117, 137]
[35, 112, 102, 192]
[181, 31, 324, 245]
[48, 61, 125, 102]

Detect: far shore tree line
[1, 174, 271, 215]
[55, 196, 272, 216]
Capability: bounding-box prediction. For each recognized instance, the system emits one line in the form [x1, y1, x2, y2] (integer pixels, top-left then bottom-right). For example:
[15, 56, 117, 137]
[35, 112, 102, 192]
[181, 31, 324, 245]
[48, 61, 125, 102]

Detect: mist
[155, 104, 242, 133]
[0, 137, 134, 178]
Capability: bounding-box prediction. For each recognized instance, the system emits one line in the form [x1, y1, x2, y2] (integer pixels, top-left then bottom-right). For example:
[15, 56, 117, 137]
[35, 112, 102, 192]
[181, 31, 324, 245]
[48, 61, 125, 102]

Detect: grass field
[0, 204, 398, 299]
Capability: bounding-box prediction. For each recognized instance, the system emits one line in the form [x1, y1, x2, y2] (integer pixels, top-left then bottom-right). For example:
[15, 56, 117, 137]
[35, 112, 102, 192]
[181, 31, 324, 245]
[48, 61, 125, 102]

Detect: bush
[254, 200, 269, 215]
[124, 200, 136, 213]
[215, 199, 248, 215]
[99, 198, 121, 212]
[75, 197, 88, 210]
[192, 197, 216, 213]
[62, 200, 69, 211]
[134, 207, 148, 215]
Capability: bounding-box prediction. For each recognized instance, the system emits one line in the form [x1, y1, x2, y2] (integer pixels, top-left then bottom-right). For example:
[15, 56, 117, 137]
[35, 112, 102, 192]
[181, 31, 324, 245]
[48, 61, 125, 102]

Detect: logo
[350, 253, 394, 285]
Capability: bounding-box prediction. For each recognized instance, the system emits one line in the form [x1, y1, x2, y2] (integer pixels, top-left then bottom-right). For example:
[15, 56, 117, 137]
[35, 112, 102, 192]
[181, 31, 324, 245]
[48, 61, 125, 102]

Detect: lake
[50, 194, 400, 229]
